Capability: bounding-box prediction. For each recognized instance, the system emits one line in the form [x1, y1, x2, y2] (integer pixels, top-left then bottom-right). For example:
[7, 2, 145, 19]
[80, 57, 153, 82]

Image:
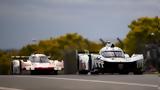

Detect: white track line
[0, 87, 23, 90]
[14, 76, 159, 89]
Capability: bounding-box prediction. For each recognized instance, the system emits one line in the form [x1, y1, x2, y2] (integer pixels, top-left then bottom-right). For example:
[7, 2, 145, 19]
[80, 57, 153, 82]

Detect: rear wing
[11, 56, 29, 60]
[76, 50, 99, 54]
[11, 55, 51, 60]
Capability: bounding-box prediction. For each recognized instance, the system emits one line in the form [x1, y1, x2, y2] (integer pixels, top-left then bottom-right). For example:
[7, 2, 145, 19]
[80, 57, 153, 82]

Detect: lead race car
[77, 42, 144, 74]
[11, 54, 64, 75]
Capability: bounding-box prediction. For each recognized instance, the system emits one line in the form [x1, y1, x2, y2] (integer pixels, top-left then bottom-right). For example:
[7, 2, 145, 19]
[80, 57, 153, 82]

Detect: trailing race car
[11, 54, 63, 75]
[77, 41, 144, 74]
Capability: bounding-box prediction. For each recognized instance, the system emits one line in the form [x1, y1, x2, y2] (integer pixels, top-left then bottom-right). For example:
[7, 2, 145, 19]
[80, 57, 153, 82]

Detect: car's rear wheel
[78, 70, 88, 74]
[133, 68, 143, 75]
[119, 70, 129, 75]
[53, 70, 58, 75]
[31, 70, 37, 75]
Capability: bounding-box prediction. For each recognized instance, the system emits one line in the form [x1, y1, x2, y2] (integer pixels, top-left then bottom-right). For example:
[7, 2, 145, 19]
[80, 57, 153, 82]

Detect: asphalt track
[0, 75, 159, 90]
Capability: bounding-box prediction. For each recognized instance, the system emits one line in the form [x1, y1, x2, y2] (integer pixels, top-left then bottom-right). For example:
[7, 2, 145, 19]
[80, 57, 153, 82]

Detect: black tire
[31, 70, 36, 75]
[119, 70, 129, 75]
[21, 70, 31, 75]
[53, 70, 58, 75]
[90, 71, 99, 75]
[133, 69, 143, 75]
[90, 69, 100, 75]
[78, 70, 88, 74]
[119, 71, 129, 75]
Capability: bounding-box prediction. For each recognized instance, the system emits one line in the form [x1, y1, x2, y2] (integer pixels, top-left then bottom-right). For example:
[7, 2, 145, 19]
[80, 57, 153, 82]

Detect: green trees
[119, 16, 160, 72]
[1, 17, 160, 74]
[0, 50, 9, 74]
[19, 33, 102, 60]
[122, 17, 160, 55]
[0, 49, 19, 74]
[0, 33, 102, 74]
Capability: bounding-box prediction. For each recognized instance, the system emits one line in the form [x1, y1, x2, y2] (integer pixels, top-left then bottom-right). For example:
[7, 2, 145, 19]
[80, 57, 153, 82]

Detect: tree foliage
[117, 17, 160, 72]
[19, 33, 102, 60]
[122, 17, 160, 55]
[2, 17, 159, 74]
[0, 33, 102, 74]
[0, 49, 19, 74]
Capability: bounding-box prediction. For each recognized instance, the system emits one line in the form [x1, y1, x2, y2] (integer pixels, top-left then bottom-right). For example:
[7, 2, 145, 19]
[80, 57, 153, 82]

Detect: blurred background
[0, 0, 160, 74]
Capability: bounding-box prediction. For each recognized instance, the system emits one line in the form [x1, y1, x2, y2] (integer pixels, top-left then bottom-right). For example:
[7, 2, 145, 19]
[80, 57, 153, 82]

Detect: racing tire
[133, 68, 143, 75]
[90, 69, 100, 75]
[53, 70, 58, 75]
[119, 70, 129, 75]
[31, 70, 36, 75]
[21, 70, 31, 75]
[78, 70, 88, 74]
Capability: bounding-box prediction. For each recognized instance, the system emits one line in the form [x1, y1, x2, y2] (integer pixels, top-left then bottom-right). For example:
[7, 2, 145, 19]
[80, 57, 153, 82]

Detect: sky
[0, 0, 160, 49]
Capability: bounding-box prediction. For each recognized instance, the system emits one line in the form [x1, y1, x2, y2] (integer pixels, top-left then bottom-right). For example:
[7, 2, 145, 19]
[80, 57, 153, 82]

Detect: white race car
[77, 42, 144, 74]
[11, 54, 63, 75]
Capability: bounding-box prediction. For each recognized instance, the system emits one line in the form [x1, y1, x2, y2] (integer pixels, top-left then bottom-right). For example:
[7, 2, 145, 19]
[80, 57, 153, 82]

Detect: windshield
[30, 56, 49, 63]
[101, 51, 124, 58]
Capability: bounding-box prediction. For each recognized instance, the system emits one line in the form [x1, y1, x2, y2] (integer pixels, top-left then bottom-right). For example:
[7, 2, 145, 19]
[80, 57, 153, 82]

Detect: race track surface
[0, 75, 159, 90]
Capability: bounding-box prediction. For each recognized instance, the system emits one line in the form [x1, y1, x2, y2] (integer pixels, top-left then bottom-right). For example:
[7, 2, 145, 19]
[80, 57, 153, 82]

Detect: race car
[77, 41, 144, 74]
[11, 54, 64, 75]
